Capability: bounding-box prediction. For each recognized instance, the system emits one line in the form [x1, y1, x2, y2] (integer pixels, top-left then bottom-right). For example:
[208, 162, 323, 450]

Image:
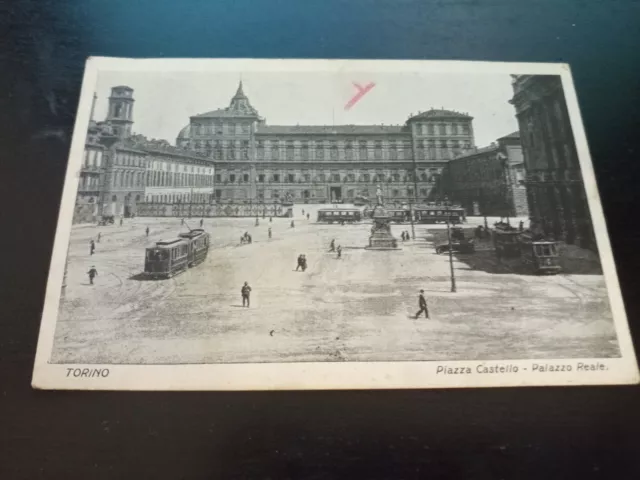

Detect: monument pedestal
[365, 204, 400, 250]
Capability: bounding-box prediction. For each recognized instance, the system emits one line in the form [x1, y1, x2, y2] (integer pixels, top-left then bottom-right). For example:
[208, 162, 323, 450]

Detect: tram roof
[153, 238, 186, 247]
[178, 229, 206, 239]
[318, 208, 361, 212]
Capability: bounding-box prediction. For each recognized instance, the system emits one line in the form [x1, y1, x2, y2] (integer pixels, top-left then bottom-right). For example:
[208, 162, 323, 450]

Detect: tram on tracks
[414, 206, 465, 224]
[518, 230, 561, 275]
[387, 208, 411, 223]
[316, 208, 362, 224]
[492, 222, 521, 258]
[144, 228, 210, 279]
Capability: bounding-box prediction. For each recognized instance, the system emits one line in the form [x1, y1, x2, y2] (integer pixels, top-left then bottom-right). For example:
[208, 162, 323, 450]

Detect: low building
[71, 86, 216, 223]
[444, 132, 529, 217]
[511, 75, 595, 249]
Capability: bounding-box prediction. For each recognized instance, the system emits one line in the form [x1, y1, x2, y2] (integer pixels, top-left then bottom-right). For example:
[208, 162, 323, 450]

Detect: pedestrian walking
[302, 209, 305, 216]
[120, 217, 123, 226]
[90, 240, 95, 255]
[336, 245, 342, 259]
[301, 254, 307, 271]
[414, 289, 429, 319]
[145, 226, 149, 237]
[200, 218, 204, 228]
[87, 266, 98, 285]
[269, 216, 273, 223]
[307, 213, 310, 220]
[268, 227, 272, 239]
[255, 217, 259, 226]
[291, 220, 295, 228]
[181, 218, 185, 226]
[241, 281, 252, 307]
[329, 239, 335, 252]
[97, 232, 101, 243]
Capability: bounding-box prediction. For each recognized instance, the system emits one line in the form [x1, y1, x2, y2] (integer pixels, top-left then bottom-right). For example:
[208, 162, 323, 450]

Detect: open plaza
[50, 205, 619, 365]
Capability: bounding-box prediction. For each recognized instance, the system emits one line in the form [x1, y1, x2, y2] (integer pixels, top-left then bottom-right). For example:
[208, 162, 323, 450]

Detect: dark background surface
[2, 0, 640, 478]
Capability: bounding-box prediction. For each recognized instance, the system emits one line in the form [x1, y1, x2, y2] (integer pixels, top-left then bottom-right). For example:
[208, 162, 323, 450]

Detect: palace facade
[511, 75, 595, 249]
[175, 82, 476, 204]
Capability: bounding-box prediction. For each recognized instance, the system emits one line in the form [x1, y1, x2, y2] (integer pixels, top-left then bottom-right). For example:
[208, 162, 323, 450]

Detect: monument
[365, 186, 400, 250]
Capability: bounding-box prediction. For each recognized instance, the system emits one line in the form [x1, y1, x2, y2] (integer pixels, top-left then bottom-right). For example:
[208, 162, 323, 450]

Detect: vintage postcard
[32, 57, 638, 390]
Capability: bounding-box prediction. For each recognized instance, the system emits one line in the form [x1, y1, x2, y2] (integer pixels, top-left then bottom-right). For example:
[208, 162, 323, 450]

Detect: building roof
[407, 108, 473, 122]
[177, 124, 191, 139]
[192, 81, 259, 119]
[498, 131, 520, 141]
[256, 124, 408, 135]
[451, 144, 500, 161]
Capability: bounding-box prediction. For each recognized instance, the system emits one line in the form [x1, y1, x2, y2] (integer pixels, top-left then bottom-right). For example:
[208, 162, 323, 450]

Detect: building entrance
[330, 186, 342, 203]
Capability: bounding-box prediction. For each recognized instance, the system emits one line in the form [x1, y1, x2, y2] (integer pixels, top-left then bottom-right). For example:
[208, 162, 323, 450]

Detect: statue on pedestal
[376, 186, 383, 206]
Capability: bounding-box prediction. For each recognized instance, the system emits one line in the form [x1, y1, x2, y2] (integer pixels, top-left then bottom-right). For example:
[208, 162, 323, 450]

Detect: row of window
[78, 174, 100, 190]
[145, 193, 210, 204]
[193, 147, 468, 161]
[116, 152, 146, 167]
[215, 188, 429, 200]
[414, 122, 471, 136]
[146, 171, 213, 188]
[192, 139, 471, 149]
[214, 172, 440, 183]
[149, 160, 213, 174]
[192, 122, 251, 136]
[83, 149, 103, 168]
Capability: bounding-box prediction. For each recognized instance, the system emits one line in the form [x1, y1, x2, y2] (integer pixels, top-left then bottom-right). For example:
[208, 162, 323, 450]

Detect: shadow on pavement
[426, 228, 602, 276]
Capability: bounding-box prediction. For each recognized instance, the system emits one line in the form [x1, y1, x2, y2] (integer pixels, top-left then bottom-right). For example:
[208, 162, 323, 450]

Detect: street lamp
[446, 208, 457, 293]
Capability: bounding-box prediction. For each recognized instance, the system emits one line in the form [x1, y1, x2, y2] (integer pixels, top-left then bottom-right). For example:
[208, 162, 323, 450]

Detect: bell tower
[106, 86, 135, 139]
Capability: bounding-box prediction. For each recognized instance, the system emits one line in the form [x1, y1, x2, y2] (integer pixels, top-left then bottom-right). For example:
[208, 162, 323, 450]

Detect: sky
[94, 69, 519, 147]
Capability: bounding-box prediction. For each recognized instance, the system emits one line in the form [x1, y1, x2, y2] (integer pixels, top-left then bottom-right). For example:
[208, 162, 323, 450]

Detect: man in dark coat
[414, 289, 429, 319]
[90, 240, 95, 255]
[336, 245, 342, 259]
[241, 282, 252, 307]
[87, 266, 98, 285]
[146, 226, 150, 237]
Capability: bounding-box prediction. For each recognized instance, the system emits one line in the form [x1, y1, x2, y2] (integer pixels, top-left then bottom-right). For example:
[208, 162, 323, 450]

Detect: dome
[177, 124, 191, 139]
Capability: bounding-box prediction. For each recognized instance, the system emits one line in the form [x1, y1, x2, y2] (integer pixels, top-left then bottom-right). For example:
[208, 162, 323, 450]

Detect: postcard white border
[32, 57, 639, 390]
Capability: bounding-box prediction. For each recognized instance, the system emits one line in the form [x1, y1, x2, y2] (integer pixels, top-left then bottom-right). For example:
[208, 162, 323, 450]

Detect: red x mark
[344, 82, 376, 110]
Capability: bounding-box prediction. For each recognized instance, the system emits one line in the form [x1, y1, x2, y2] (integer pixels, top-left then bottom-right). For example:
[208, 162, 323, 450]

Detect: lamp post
[409, 199, 416, 241]
[446, 209, 457, 293]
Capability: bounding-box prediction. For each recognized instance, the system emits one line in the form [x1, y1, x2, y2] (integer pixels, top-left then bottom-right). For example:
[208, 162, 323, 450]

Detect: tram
[144, 228, 210, 278]
[414, 206, 465, 224]
[492, 222, 521, 258]
[387, 208, 411, 223]
[316, 208, 362, 224]
[518, 231, 561, 275]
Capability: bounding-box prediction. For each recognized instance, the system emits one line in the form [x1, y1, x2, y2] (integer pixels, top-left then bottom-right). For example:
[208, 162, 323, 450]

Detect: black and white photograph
[32, 58, 638, 390]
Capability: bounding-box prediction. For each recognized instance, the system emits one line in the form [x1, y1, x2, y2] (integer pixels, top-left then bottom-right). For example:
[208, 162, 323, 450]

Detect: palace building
[511, 75, 595, 249]
[176, 82, 476, 204]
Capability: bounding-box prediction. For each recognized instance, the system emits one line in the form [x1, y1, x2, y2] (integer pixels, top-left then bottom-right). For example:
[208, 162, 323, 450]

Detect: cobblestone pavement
[51, 206, 619, 364]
